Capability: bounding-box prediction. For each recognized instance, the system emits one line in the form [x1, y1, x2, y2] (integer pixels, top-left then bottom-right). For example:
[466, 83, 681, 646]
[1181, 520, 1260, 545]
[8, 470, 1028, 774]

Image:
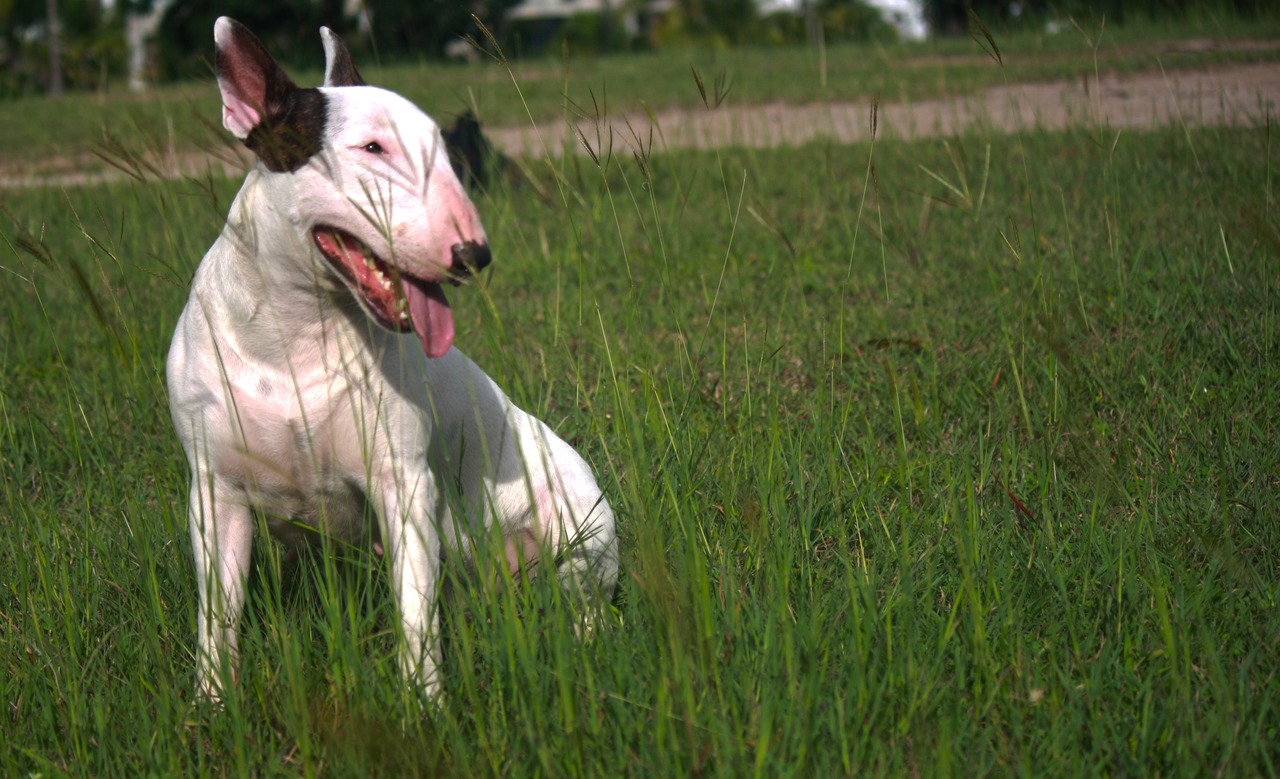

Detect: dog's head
[214, 17, 489, 359]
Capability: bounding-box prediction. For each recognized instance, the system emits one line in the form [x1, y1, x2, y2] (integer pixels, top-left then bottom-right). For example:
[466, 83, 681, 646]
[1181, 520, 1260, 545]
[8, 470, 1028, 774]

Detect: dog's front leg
[187, 475, 253, 703]
[376, 475, 444, 700]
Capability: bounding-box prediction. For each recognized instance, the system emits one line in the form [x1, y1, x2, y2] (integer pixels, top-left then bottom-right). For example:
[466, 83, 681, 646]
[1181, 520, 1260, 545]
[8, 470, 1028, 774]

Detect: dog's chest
[215, 367, 373, 538]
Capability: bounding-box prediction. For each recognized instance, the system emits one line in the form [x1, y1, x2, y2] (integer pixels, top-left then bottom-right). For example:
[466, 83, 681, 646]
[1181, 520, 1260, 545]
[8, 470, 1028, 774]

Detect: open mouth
[312, 227, 455, 358]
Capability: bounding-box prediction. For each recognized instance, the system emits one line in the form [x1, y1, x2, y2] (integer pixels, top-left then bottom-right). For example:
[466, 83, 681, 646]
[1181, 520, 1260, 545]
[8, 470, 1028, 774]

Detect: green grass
[1, 17, 1278, 173]
[3, 33, 1280, 776]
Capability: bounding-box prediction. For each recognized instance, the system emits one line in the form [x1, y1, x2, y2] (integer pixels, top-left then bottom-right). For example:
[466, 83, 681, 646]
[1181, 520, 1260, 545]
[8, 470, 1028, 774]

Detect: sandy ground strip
[490, 61, 1280, 156]
[2, 60, 1277, 190]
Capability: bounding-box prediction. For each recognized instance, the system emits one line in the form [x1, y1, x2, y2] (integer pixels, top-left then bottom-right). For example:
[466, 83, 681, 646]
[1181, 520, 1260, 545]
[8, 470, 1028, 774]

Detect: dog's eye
[361, 142, 384, 155]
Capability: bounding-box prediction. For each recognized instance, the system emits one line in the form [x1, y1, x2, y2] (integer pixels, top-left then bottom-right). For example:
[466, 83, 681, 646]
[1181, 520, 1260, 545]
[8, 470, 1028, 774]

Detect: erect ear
[214, 16, 299, 139]
[214, 17, 329, 173]
[320, 27, 365, 87]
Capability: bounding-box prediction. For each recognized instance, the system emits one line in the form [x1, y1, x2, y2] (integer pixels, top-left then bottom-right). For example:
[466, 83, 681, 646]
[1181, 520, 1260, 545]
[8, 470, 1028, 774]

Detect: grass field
[1, 14, 1279, 172]
[3, 21, 1280, 777]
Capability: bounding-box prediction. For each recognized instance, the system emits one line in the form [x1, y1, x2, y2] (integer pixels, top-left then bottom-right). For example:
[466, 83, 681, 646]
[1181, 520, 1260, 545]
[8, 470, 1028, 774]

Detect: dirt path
[3, 60, 1277, 190]
[490, 61, 1280, 155]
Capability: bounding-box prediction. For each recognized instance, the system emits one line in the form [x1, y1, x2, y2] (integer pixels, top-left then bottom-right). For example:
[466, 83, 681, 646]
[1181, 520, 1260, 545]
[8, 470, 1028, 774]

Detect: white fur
[168, 18, 617, 703]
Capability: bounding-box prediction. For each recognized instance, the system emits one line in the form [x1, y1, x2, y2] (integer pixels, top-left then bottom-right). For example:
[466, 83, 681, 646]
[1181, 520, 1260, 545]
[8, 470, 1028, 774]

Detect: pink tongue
[403, 278, 454, 358]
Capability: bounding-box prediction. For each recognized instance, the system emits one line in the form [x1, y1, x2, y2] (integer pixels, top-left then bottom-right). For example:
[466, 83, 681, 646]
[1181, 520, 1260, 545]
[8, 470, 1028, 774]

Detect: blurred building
[502, 0, 927, 41]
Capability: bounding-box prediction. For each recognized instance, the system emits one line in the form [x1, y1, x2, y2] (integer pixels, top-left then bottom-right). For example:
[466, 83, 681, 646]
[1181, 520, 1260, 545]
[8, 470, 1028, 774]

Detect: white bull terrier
[166, 17, 617, 702]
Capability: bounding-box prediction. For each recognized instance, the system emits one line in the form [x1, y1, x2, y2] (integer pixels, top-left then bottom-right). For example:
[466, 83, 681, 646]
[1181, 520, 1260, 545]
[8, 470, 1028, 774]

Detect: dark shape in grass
[443, 110, 511, 191]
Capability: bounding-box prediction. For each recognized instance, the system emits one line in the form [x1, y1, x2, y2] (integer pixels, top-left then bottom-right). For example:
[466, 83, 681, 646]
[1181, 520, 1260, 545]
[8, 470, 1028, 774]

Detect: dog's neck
[196, 168, 379, 370]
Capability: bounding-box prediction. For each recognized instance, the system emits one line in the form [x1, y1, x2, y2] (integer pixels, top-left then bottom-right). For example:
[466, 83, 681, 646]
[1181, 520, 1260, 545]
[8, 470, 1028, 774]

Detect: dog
[443, 110, 498, 191]
[166, 17, 617, 703]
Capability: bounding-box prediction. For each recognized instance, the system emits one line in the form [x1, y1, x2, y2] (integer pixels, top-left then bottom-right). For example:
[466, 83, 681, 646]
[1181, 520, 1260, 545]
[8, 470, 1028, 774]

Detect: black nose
[451, 241, 492, 277]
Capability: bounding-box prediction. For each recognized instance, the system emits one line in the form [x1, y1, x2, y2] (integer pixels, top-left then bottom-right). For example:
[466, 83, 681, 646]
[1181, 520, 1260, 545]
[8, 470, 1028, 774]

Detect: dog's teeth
[381, 277, 393, 291]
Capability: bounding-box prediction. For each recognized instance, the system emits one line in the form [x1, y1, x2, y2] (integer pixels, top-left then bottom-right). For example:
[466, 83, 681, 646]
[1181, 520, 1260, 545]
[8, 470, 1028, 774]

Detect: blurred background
[1, 0, 1267, 97]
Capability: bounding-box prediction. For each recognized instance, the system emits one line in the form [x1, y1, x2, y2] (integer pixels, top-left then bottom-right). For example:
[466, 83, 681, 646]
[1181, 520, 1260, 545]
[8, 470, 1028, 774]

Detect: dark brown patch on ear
[324, 30, 366, 87]
[328, 56, 365, 88]
[215, 18, 328, 172]
[244, 87, 329, 173]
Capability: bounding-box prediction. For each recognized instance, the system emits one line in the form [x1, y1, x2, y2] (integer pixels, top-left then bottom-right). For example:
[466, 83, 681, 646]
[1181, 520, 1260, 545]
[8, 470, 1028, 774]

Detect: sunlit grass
[1, 17, 1277, 173]
[2, 25, 1279, 776]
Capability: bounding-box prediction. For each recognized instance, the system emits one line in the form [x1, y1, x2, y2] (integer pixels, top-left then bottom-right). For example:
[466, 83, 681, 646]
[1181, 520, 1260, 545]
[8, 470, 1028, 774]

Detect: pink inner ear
[218, 61, 268, 138]
[215, 19, 277, 139]
[221, 101, 260, 138]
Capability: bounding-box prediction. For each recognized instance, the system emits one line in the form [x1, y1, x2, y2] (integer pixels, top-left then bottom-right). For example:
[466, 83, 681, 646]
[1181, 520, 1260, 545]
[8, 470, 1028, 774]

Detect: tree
[922, 0, 1267, 37]
[362, 0, 523, 60]
[1, 0, 120, 96]
[47, 0, 62, 94]
[155, 0, 329, 81]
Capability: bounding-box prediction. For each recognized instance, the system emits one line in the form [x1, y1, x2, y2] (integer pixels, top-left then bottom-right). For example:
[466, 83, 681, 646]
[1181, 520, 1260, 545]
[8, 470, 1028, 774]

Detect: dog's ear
[214, 16, 299, 140]
[214, 17, 328, 172]
[320, 27, 365, 88]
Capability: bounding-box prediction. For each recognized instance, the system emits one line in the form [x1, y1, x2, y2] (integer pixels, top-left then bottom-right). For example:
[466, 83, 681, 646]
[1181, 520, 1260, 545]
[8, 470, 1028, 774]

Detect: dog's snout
[451, 241, 492, 277]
